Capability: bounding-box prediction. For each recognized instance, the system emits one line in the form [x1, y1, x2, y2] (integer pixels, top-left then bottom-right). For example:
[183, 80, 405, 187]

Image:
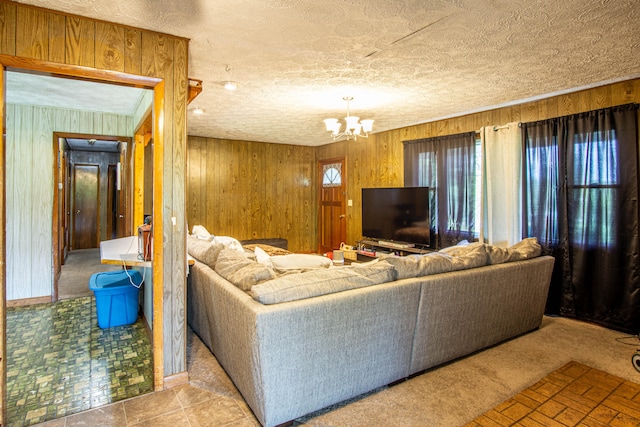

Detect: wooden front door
[318, 158, 347, 253]
[72, 164, 100, 249]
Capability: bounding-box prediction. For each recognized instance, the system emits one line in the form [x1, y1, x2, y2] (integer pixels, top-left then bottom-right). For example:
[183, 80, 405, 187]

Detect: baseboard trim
[163, 371, 189, 389]
[7, 296, 52, 307]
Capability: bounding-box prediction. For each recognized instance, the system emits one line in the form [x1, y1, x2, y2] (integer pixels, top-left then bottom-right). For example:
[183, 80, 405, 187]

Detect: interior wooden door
[318, 158, 347, 253]
[72, 164, 100, 249]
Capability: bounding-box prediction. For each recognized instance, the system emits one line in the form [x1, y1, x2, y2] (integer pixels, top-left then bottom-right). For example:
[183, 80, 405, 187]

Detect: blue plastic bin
[89, 270, 142, 329]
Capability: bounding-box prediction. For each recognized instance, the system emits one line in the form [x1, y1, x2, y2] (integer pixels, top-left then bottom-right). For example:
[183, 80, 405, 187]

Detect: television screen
[362, 187, 431, 247]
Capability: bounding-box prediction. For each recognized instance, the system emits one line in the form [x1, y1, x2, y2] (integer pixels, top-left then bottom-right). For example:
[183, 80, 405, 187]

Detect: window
[522, 103, 639, 334]
[322, 164, 341, 187]
[570, 132, 618, 247]
[404, 132, 480, 248]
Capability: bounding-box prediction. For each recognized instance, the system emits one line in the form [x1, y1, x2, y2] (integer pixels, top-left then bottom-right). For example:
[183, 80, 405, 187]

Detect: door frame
[317, 156, 348, 253]
[0, 55, 167, 394]
[71, 162, 100, 250]
[52, 132, 133, 296]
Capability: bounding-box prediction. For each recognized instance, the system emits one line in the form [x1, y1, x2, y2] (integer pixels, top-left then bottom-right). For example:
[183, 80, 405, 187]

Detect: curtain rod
[475, 123, 522, 133]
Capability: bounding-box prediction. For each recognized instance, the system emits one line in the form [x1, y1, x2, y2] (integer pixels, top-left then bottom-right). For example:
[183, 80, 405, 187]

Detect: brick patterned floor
[6, 297, 153, 427]
[466, 361, 640, 427]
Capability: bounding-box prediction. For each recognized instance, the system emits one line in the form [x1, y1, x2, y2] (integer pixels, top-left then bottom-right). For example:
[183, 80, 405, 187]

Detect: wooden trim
[187, 78, 202, 104]
[52, 134, 61, 300]
[0, 63, 6, 427]
[6, 296, 52, 308]
[0, 54, 162, 88]
[1, 55, 167, 393]
[133, 133, 146, 228]
[162, 371, 189, 389]
[152, 80, 165, 391]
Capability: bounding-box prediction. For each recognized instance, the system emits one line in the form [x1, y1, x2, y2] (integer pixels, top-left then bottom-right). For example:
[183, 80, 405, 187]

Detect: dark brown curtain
[404, 132, 478, 248]
[522, 103, 639, 334]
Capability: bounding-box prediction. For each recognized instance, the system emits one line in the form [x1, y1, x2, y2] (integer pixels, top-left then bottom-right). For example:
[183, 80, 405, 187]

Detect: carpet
[465, 361, 640, 426]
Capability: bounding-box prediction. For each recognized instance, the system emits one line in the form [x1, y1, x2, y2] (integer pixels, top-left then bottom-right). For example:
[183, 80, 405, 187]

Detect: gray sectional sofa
[186, 238, 554, 427]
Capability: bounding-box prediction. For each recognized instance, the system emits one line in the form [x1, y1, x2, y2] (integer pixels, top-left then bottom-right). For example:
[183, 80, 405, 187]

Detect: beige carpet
[58, 248, 120, 300]
[466, 361, 640, 426]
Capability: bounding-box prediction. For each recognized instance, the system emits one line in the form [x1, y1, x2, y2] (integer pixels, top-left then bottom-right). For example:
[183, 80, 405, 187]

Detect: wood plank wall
[0, 0, 190, 395]
[317, 79, 640, 246]
[5, 104, 132, 300]
[186, 137, 316, 252]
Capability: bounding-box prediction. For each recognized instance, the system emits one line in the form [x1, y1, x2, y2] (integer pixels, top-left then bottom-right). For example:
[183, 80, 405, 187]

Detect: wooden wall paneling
[145, 31, 179, 377]
[95, 22, 125, 72]
[204, 137, 217, 233]
[235, 139, 250, 236]
[265, 142, 277, 238]
[133, 134, 145, 227]
[101, 113, 118, 135]
[0, 2, 16, 55]
[558, 91, 580, 116]
[611, 80, 637, 105]
[48, 12, 65, 64]
[11, 105, 34, 299]
[250, 142, 263, 238]
[4, 103, 15, 300]
[15, 6, 48, 59]
[32, 106, 54, 297]
[65, 15, 96, 67]
[0, 65, 4, 425]
[170, 37, 188, 380]
[151, 79, 165, 390]
[124, 28, 142, 75]
[519, 100, 540, 123]
[186, 136, 201, 230]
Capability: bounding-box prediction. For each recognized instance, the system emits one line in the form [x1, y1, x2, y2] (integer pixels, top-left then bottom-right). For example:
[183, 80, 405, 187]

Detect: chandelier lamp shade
[324, 96, 374, 141]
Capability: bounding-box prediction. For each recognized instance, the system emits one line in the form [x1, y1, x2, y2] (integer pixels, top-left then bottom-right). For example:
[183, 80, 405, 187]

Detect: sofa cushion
[191, 224, 214, 241]
[250, 260, 396, 304]
[269, 253, 332, 272]
[507, 237, 542, 261]
[380, 252, 454, 280]
[449, 242, 488, 270]
[484, 244, 512, 265]
[214, 248, 276, 291]
[187, 236, 224, 269]
[243, 243, 292, 256]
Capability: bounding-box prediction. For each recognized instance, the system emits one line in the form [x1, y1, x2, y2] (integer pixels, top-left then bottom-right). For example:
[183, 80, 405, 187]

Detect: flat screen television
[362, 187, 431, 247]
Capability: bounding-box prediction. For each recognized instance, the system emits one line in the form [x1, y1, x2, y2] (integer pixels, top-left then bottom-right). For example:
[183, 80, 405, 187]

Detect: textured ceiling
[12, 0, 640, 146]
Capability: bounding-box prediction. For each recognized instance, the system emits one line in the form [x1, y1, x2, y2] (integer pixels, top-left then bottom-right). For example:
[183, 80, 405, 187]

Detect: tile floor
[6, 297, 154, 427]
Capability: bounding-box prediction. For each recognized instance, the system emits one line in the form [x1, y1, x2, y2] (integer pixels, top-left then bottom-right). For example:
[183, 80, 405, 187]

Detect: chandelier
[323, 96, 374, 141]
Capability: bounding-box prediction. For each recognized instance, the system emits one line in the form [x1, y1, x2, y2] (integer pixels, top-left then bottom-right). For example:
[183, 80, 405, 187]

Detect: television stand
[356, 238, 433, 260]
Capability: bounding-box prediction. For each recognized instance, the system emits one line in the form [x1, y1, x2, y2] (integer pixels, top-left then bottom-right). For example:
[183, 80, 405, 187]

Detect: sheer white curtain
[481, 122, 522, 247]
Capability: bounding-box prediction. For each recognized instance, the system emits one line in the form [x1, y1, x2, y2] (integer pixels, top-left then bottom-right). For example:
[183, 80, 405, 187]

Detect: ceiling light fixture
[223, 64, 238, 91]
[324, 97, 374, 141]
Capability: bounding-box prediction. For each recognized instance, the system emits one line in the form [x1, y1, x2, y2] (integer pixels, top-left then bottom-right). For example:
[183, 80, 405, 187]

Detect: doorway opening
[2, 62, 163, 426]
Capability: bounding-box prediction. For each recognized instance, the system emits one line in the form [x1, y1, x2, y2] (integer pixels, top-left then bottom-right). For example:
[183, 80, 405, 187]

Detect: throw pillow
[191, 224, 214, 241]
[507, 237, 542, 261]
[270, 254, 332, 271]
[213, 235, 245, 253]
[214, 248, 276, 291]
[187, 235, 224, 269]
